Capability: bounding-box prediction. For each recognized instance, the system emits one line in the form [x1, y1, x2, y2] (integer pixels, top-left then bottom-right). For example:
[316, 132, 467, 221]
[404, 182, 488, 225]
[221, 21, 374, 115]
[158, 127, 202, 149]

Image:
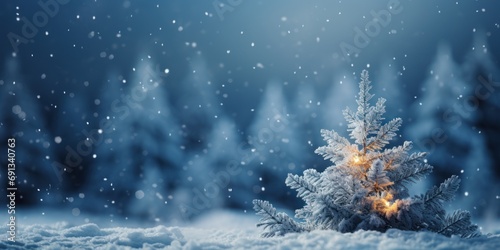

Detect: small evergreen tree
[253, 70, 481, 238]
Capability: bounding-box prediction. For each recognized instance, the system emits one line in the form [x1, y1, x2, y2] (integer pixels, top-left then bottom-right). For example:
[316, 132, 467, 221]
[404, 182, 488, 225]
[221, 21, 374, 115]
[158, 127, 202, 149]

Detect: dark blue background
[1, 0, 499, 226]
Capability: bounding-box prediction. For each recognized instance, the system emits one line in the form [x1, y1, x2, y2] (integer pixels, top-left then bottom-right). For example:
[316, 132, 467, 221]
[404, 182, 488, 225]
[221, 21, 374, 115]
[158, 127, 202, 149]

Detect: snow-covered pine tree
[253, 70, 481, 238]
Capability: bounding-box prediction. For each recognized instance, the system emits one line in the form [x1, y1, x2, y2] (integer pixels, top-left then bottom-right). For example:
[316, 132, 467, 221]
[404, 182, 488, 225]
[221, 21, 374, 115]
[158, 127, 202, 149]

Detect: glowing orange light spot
[353, 156, 360, 163]
[384, 200, 390, 207]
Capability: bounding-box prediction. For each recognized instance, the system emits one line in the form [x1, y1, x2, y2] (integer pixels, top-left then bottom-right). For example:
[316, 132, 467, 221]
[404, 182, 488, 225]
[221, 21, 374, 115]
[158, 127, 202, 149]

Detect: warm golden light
[383, 200, 390, 207]
[370, 192, 399, 218]
[383, 200, 399, 217]
[353, 156, 360, 163]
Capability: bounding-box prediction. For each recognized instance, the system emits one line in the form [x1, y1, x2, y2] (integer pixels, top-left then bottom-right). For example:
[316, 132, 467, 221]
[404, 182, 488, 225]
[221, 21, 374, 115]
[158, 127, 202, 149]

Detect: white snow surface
[2, 210, 499, 249]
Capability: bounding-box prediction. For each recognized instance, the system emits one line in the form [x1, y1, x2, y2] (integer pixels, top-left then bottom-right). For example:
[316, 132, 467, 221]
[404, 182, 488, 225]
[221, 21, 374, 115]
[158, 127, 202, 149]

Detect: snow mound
[1, 223, 185, 249]
[1, 223, 499, 249]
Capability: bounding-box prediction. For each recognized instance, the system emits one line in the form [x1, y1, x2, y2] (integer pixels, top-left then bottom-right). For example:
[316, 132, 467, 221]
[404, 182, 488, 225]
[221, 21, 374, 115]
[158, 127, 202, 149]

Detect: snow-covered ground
[2, 210, 499, 249]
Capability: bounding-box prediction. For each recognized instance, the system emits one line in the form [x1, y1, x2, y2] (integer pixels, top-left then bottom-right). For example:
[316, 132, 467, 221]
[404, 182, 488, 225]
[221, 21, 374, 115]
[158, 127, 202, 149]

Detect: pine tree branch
[437, 210, 477, 237]
[253, 199, 304, 237]
[349, 69, 373, 147]
[370, 97, 386, 132]
[253, 199, 279, 226]
[390, 163, 433, 188]
[359, 71, 371, 150]
[295, 205, 313, 219]
[365, 141, 411, 165]
[314, 129, 351, 164]
[365, 118, 402, 151]
[401, 151, 426, 165]
[319, 129, 350, 147]
[315, 194, 351, 221]
[366, 160, 393, 193]
[343, 107, 357, 126]
[329, 174, 365, 207]
[423, 175, 460, 207]
[285, 171, 320, 202]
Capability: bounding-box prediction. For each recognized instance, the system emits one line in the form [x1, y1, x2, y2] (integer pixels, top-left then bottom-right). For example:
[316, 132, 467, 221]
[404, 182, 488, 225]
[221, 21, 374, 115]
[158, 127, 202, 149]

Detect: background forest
[0, 1, 499, 228]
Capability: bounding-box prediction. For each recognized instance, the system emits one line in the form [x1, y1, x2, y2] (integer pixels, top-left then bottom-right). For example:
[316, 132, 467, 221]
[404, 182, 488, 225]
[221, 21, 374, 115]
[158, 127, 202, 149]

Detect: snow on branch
[366, 118, 402, 151]
[366, 160, 393, 193]
[285, 171, 319, 202]
[389, 151, 433, 189]
[253, 200, 305, 237]
[355, 70, 374, 147]
[438, 210, 480, 238]
[314, 129, 351, 164]
[422, 175, 460, 209]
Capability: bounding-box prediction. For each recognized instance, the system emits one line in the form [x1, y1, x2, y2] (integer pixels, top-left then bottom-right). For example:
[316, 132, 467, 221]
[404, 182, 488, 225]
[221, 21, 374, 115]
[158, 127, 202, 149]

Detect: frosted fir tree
[253, 70, 481, 238]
